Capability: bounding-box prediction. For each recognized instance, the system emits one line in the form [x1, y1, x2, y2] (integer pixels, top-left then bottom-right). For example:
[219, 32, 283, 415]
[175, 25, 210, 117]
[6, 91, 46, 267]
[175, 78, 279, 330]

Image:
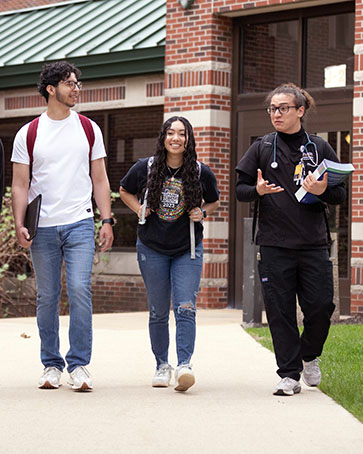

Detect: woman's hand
[137, 204, 151, 221]
[189, 207, 204, 222]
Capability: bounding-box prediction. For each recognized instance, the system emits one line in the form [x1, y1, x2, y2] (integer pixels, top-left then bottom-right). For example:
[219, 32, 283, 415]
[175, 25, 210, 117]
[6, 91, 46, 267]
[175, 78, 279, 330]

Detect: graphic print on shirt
[156, 177, 184, 221]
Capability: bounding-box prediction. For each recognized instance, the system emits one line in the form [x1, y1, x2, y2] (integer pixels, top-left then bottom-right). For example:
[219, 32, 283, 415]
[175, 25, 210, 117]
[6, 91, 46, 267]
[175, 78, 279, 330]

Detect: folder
[24, 194, 42, 240]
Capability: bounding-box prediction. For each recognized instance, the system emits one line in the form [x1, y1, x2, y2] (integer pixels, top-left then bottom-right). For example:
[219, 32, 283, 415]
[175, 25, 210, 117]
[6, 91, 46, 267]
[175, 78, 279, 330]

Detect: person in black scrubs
[236, 83, 345, 396]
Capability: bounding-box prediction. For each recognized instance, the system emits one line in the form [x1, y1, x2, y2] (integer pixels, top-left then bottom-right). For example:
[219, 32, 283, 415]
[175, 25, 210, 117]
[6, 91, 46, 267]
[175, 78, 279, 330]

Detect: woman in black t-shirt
[120, 116, 219, 392]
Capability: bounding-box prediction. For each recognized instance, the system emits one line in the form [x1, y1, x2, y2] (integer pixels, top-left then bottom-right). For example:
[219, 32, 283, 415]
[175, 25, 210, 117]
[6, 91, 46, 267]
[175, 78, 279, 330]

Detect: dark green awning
[0, 0, 166, 88]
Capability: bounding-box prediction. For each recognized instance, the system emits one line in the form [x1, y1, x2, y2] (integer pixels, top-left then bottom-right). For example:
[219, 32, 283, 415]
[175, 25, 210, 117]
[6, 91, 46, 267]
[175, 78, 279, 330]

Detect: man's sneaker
[68, 366, 93, 391]
[302, 358, 321, 387]
[273, 377, 301, 396]
[38, 366, 62, 389]
[152, 364, 173, 387]
[174, 364, 195, 392]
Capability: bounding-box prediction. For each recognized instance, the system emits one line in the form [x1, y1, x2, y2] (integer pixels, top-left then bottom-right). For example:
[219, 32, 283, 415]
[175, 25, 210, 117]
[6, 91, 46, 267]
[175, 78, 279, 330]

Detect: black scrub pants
[258, 246, 335, 381]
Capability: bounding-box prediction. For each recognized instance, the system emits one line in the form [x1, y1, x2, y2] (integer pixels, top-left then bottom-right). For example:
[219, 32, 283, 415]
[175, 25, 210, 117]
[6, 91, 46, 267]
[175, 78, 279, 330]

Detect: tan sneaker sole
[152, 381, 169, 388]
[39, 381, 61, 389]
[72, 382, 93, 392]
[174, 373, 195, 392]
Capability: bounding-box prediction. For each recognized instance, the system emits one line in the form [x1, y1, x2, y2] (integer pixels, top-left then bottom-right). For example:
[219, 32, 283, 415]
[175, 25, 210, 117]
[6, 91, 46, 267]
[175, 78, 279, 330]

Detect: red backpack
[26, 113, 95, 167]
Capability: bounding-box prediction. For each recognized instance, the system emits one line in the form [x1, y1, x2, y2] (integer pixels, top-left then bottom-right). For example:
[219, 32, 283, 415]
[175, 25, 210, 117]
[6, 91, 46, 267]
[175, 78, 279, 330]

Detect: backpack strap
[77, 113, 95, 161]
[147, 156, 154, 173]
[196, 160, 201, 178]
[138, 156, 154, 225]
[322, 203, 333, 253]
[26, 117, 40, 168]
[251, 134, 274, 244]
[190, 161, 202, 259]
[26, 113, 95, 171]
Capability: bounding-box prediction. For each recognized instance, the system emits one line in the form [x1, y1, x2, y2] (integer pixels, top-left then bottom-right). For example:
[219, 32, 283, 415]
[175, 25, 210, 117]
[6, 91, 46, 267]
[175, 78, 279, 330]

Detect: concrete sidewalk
[0, 309, 361, 453]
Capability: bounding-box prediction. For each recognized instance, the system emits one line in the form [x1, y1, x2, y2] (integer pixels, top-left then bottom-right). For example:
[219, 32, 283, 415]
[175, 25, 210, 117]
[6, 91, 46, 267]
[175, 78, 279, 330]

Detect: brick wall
[210, 0, 309, 13]
[0, 0, 65, 11]
[351, 0, 363, 314]
[91, 276, 148, 313]
[165, 0, 232, 308]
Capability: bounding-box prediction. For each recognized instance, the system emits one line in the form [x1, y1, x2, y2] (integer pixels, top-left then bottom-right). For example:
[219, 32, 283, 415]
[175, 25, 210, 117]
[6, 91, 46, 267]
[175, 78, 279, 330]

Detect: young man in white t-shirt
[11, 61, 114, 391]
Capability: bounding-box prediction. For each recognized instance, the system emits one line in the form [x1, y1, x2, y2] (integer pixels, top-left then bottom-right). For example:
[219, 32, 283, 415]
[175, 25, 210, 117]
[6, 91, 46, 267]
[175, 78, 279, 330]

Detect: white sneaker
[152, 364, 173, 387]
[68, 366, 93, 391]
[38, 366, 62, 389]
[273, 377, 301, 396]
[174, 364, 195, 392]
[302, 358, 321, 387]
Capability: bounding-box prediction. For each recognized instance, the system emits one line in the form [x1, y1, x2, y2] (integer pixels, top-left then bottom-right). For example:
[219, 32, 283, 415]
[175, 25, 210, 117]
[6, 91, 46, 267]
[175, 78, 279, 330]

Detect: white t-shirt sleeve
[11, 123, 31, 165]
[90, 120, 107, 161]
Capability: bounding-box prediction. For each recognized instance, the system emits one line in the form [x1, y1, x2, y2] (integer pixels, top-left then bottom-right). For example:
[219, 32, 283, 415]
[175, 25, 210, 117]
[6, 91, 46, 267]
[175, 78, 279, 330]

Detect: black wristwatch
[102, 217, 115, 226]
[202, 209, 207, 219]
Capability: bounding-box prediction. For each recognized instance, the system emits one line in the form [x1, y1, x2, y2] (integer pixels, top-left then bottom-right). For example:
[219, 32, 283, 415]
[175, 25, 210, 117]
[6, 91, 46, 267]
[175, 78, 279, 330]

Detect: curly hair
[38, 61, 81, 102]
[265, 83, 316, 121]
[147, 116, 202, 212]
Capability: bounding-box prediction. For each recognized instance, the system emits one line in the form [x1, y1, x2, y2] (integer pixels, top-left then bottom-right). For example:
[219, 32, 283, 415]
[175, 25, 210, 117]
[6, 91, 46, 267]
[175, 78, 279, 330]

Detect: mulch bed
[332, 314, 363, 325]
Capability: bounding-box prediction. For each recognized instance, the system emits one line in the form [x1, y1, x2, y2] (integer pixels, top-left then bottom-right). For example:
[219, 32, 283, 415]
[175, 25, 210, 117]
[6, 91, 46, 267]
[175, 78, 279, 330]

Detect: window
[86, 106, 163, 250]
[306, 14, 354, 88]
[241, 21, 299, 93]
[239, 9, 354, 93]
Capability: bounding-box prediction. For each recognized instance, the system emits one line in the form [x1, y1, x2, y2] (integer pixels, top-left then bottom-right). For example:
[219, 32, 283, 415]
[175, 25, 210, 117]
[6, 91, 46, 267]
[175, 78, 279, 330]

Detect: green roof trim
[0, 0, 166, 88]
[0, 47, 165, 88]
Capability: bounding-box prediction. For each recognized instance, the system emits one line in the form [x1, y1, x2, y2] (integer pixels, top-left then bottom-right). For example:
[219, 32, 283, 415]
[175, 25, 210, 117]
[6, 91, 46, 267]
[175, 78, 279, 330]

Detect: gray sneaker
[273, 377, 301, 396]
[152, 364, 173, 387]
[174, 364, 195, 392]
[302, 358, 321, 387]
[68, 366, 93, 391]
[38, 366, 62, 389]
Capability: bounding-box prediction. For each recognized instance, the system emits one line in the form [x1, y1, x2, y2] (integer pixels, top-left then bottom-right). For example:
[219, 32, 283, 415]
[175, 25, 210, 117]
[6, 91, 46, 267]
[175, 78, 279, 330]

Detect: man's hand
[256, 169, 284, 196]
[98, 223, 114, 252]
[16, 226, 32, 248]
[302, 171, 328, 196]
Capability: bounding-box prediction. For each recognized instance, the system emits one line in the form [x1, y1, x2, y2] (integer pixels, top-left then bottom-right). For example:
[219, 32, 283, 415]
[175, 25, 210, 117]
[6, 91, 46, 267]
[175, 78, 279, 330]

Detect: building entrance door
[231, 90, 353, 314]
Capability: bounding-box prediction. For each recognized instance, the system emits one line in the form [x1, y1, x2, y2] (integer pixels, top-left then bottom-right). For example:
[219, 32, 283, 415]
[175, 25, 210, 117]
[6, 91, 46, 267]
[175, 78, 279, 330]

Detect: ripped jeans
[137, 239, 203, 367]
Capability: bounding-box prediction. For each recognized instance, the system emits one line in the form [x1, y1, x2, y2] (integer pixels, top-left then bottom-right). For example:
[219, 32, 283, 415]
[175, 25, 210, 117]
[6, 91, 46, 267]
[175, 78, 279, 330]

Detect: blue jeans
[137, 240, 203, 368]
[30, 218, 95, 373]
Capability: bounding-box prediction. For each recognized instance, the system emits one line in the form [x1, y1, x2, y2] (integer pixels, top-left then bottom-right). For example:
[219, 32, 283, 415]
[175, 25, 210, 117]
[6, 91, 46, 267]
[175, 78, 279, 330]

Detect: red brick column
[351, 0, 363, 314]
[165, 0, 232, 308]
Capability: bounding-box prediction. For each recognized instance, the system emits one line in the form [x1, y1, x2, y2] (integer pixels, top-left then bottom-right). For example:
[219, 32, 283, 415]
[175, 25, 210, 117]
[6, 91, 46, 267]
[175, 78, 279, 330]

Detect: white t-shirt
[11, 110, 106, 227]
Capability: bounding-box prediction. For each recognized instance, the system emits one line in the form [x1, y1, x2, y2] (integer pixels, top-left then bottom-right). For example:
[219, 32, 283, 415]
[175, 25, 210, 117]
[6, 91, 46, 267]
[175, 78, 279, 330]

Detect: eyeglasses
[267, 105, 298, 115]
[59, 80, 82, 90]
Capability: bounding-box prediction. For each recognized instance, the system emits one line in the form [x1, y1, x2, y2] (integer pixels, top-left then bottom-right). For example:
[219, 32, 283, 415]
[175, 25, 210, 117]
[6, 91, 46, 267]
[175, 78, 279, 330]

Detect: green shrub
[0, 187, 34, 317]
[0, 187, 119, 317]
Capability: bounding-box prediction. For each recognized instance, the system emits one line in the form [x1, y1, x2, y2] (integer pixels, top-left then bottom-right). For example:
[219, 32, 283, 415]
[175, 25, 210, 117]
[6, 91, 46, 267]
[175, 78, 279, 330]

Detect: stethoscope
[271, 131, 319, 169]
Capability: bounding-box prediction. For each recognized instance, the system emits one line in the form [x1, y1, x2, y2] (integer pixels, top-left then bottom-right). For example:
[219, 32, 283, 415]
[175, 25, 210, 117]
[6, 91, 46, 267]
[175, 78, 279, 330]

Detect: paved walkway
[0, 309, 362, 453]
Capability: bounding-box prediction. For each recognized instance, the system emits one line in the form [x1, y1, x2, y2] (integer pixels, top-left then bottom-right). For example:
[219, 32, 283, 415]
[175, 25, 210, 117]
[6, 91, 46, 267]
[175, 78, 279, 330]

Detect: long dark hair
[147, 116, 202, 212]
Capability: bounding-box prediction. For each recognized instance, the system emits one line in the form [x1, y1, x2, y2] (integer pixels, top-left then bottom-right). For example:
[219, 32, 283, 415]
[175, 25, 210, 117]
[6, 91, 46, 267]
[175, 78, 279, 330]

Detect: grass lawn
[246, 324, 363, 423]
